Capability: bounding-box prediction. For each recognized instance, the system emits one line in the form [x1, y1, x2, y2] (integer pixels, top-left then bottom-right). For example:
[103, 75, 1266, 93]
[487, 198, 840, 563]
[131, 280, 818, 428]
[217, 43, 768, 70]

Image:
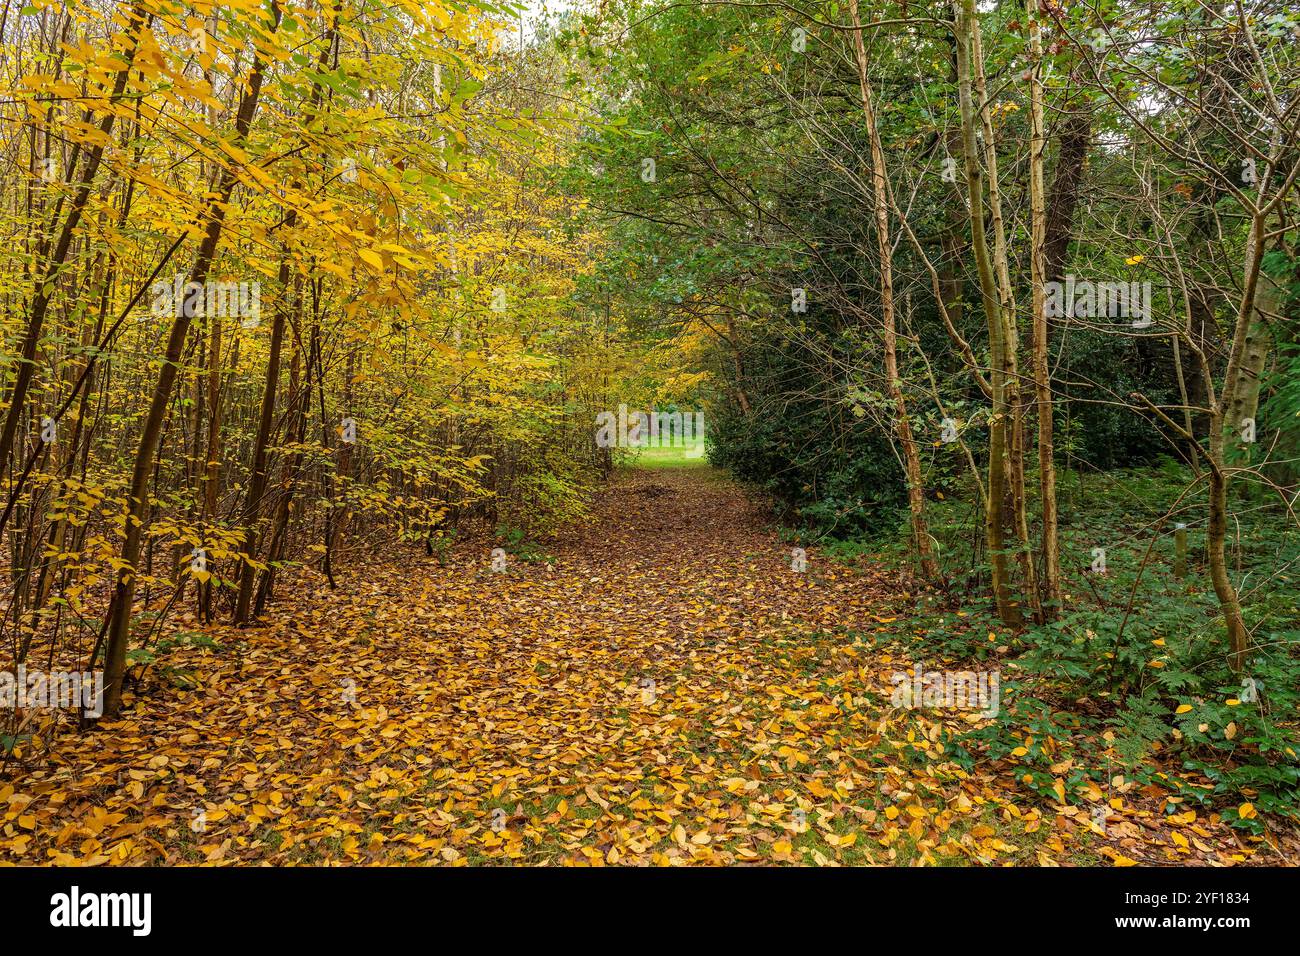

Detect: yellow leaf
[806, 779, 832, 798]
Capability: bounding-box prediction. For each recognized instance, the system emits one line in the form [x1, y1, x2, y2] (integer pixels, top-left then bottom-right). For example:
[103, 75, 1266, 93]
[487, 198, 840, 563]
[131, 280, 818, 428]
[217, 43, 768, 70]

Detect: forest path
[3, 467, 1272, 865]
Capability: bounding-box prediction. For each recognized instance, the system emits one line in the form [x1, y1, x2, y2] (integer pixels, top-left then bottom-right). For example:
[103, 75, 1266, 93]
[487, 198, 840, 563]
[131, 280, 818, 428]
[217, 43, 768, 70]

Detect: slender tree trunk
[971, 14, 1038, 618]
[233, 249, 290, 625]
[848, 0, 938, 581]
[1209, 212, 1275, 672]
[331, 342, 355, 557]
[0, 5, 147, 494]
[101, 15, 276, 716]
[199, 304, 223, 621]
[1028, 0, 1061, 619]
[256, 346, 306, 616]
[1224, 268, 1278, 437]
[956, 0, 1021, 625]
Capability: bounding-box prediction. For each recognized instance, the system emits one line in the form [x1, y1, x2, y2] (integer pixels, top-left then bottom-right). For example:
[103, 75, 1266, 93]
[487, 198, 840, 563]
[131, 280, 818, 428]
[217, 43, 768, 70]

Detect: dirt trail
[1, 467, 1276, 865]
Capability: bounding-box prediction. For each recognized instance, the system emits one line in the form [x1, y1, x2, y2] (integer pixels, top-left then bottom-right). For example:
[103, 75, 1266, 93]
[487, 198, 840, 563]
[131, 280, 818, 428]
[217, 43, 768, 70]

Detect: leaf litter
[1, 470, 1290, 866]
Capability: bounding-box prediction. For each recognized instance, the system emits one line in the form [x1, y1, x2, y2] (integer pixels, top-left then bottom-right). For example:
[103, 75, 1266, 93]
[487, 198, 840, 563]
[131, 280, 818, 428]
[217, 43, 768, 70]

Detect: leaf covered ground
[2, 468, 1293, 866]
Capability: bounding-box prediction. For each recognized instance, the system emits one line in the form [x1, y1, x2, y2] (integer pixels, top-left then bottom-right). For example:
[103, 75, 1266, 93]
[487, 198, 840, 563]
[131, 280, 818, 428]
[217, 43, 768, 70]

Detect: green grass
[624, 441, 710, 469]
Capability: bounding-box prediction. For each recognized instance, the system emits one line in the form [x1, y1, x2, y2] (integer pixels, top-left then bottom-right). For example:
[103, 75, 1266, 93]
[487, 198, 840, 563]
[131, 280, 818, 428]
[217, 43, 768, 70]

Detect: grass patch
[624, 441, 709, 469]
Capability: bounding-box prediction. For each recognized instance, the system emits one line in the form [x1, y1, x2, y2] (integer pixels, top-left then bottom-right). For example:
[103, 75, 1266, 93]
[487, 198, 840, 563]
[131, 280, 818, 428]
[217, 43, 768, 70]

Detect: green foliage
[499, 449, 596, 538]
[495, 526, 550, 563]
[919, 460, 1300, 824]
[708, 351, 905, 537]
[563, 0, 1300, 834]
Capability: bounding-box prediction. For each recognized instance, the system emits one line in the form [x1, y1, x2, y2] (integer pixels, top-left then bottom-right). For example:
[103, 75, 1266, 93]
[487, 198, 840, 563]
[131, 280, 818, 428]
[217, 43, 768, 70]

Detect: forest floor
[2, 466, 1291, 865]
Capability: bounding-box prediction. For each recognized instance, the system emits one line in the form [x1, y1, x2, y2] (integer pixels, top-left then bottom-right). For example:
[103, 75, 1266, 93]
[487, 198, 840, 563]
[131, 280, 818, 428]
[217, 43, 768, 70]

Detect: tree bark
[848, 0, 938, 581]
[956, 0, 1022, 625]
[0, 5, 147, 498]
[1028, 0, 1061, 618]
[101, 12, 276, 716]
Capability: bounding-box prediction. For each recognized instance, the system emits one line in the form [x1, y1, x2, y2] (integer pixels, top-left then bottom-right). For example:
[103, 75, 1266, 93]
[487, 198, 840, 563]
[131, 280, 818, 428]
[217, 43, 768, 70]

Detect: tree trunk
[233, 251, 288, 626]
[101, 15, 276, 717]
[956, 0, 1022, 625]
[1028, 0, 1061, 618]
[1043, 110, 1091, 285]
[0, 5, 147, 498]
[848, 0, 938, 581]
